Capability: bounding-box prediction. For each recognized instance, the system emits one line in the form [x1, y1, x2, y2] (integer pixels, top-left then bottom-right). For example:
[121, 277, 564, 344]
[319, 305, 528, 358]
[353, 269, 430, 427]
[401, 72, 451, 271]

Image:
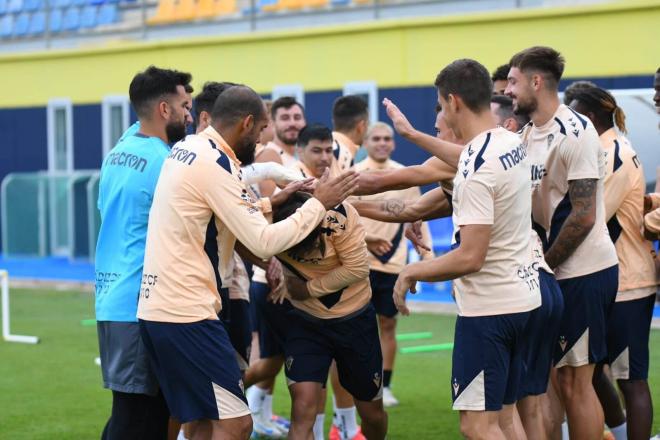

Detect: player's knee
[378, 316, 396, 337]
[236, 415, 253, 439]
[459, 417, 487, 440]
[360, 403, 388, 428]
[617, 378, 647, 397]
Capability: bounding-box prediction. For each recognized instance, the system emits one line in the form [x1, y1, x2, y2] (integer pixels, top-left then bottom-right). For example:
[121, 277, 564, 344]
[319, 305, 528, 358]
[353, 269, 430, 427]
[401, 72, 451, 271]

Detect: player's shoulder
[553, 105, 598, 144]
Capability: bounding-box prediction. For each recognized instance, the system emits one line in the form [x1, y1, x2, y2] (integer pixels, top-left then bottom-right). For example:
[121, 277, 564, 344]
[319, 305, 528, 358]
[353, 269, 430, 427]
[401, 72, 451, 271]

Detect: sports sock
[383, 370, 393, 388]
[561, 421, 569, 440]
[313, 413, 325, 440]
[608, 422, 627, 440]
[336, 406, 359, 439]
[246, 386, 267, 413]
[262, 394, 274, 421]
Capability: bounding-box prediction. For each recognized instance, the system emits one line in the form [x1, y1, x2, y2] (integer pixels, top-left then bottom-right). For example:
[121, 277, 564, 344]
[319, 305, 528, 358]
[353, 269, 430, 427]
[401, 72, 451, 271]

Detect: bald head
[211, 85, 267, 128]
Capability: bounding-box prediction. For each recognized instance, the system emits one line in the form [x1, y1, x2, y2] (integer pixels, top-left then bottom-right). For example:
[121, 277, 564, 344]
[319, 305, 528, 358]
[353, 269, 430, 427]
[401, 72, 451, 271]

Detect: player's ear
[158, 100, 170, 120]
[531, 73, 543, 91]
[242, 114, 255, 132]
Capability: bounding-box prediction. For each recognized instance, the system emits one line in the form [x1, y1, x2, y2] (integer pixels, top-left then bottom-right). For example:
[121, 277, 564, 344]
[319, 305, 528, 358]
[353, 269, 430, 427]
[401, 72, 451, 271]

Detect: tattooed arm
[350, 187, 452, 223]
[544, 178, 598, 269]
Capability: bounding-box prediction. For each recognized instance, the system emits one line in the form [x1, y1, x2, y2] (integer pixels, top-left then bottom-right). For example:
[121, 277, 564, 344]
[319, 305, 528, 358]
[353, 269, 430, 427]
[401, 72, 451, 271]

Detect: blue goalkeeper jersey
[95, 128, 169, 322]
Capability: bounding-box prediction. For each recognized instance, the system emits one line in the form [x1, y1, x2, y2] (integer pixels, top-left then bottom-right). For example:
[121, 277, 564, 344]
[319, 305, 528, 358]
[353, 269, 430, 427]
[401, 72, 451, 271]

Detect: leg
[592, 363, 626, 428]
[517, 396, 545, 440]
[244, 357, 284, 388]
[498, 404, 526, 440]
[557, 364, 604, 440]
[331, 362, 355, 409]
[460, 411, 506, 440]
[289, 382, 324, 440]
[378, 314, 398, 407]
[354, 398, 388, 440]
[618, 379, 653, 440]
[543, 368, 564, 440]
[211, 416, 253, 440]
[106, 390, 170, 440]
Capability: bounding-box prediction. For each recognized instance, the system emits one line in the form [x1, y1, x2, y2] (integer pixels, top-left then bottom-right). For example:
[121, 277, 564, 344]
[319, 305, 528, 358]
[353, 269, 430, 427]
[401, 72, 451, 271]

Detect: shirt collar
[332, 131, 359, 153]
[362, 156, 390, 170]
[200, 126, 241, 165]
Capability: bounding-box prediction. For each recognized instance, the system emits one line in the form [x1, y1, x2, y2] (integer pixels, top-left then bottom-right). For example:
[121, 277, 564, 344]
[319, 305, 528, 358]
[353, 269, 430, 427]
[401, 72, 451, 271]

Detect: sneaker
[382, 387, 399, 407]
[271, 414, 290, 433]
[328, 424, 366, 440]
[252, 411, 285, 438]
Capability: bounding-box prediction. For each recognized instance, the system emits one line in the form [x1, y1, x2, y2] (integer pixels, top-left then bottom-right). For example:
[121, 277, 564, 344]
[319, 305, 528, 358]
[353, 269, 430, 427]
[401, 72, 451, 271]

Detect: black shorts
[518, 269, 564, 399]
[607, 294, 655, 380]
[369, 270, 399, 318]
[139, 319, 249, 423]
[554, 265, 618, 367]
[97, 321, 160, 396]
[284, 304, 383, 402]
[250, 281, 293, 358]
[225, 298, 252, 371]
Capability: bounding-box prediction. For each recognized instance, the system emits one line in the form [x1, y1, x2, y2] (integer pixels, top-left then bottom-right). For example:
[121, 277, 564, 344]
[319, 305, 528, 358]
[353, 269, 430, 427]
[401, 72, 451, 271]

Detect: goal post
[1, 270, 39, 344]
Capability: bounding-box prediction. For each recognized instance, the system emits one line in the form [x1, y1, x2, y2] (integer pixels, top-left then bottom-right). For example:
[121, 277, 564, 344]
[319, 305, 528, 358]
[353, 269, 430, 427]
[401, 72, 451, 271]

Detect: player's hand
[267, 283, 287, 304]
[383, 98, 414, 139]
[313, 169, 359, 210]
[405, 221, 431, 255]
[284, 274, 311, 301]
[393, 270, 416, 316]
[644, 194, 653, 215]
[270, 178, 315, 208]
[366, 237, 393, 256]
[265, 258, 283, 290]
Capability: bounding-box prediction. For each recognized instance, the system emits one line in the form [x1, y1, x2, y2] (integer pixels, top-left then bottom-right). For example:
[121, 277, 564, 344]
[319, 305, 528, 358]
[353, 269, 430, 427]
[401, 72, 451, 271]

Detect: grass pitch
[1, 288, 659, 439]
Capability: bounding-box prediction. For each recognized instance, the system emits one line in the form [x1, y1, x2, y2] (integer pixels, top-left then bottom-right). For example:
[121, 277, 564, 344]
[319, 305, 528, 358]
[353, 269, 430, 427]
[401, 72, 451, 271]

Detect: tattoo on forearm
[383, 199, 406, 217]
[545, 178, 597, 269]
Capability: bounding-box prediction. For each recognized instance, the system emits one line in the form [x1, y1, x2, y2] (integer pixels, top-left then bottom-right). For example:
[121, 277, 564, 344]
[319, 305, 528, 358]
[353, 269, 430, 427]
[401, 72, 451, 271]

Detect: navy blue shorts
[369, 270, 399, 318]
[554, 265, 618, 368]
[250, 281, 293, 358]
[284, 304, 383, 402]
[451, 310, 530, 411]
[607, 294, 656, 380]
[139, 319, 250, 423]
[518, 269, 564, 399]
[225, 299, 252, 371]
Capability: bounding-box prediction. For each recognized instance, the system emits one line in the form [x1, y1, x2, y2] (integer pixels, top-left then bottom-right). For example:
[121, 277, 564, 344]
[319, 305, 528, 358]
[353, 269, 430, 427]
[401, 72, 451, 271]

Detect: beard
[275, 127, 299, 146]
[235, 138, 257, 165]
[165, 120, 187, 144]
[513, 95, 537, 116]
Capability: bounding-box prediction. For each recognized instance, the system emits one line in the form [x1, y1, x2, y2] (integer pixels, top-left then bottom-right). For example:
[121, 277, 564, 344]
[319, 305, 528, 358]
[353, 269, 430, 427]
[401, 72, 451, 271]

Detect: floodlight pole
[1, 270, 40, 344]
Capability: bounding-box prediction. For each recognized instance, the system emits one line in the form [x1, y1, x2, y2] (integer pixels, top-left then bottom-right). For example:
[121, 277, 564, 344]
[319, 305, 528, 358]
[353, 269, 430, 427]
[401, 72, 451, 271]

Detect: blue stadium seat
[0, 0, 9, 14]
[7, 0, 23, 13]
[90, 0, 105, 6]
[79, 5, 96, 28]
[97, 3, 115, 24]
[13, 11, 28, 35]
[62, 6, 80, 30]
[0, 15, 12, 38]
[23, 0, 41, 11]
[243, 0, 276, 15]
[331, 0, 349, 5]
[49, 8, 62, 32]
[71, 0, 87, 7]
[27, 10, 45, 34]
[53, 0, 72, 8]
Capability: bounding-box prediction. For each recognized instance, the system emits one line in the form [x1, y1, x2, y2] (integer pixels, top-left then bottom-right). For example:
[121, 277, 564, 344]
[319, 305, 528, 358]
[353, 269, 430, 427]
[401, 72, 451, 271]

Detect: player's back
[452, 127, 540, 317]
[600, 128, 656, 298]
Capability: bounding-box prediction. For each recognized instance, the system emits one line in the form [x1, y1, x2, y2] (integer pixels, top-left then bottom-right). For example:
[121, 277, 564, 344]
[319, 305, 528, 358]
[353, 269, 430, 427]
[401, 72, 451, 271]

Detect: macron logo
[168, 146, 197, 165]
[498, 144, 527, 171]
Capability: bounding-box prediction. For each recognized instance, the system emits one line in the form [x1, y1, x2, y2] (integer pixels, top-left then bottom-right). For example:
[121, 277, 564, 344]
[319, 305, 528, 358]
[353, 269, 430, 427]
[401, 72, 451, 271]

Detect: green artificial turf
[1, 288, 659, 439]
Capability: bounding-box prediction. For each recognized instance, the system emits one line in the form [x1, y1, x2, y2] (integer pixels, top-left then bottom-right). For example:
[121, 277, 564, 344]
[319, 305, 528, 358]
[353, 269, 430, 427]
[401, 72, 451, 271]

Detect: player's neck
[138, 121, 168, 144]
[530, 93, 560, 127]
[336, 129, 360, 146]
[459, 112, 496, 143]
[274, 138, 296, 156]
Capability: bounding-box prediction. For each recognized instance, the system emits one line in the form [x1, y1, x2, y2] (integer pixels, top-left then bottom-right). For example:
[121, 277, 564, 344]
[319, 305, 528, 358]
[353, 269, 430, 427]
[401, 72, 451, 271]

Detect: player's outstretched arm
[355, 157, 455, 196]
[351, 187, 451, 223]
[544, 178, 597, 269]
[392, 223, 491, 315]
[383, 98, 463, 168]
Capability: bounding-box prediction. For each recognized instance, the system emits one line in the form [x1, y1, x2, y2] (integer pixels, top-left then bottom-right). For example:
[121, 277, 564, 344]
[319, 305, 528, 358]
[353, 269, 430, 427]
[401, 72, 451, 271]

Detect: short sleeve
[456, 175, 495, 226]
[560, 133, 601, 181]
